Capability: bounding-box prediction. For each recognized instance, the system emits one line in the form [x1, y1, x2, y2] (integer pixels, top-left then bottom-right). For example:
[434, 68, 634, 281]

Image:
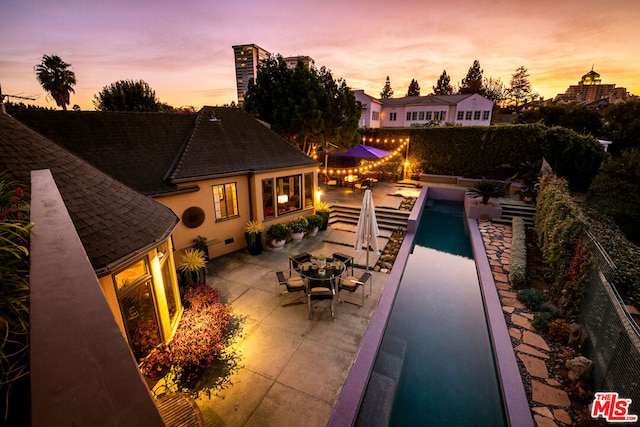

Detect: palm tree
[469, 179, 507, 205]
[34, 54, 76, 110]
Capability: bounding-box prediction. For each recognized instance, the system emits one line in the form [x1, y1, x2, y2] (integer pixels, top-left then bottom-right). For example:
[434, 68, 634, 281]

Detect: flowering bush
[139, 344, 172, 379]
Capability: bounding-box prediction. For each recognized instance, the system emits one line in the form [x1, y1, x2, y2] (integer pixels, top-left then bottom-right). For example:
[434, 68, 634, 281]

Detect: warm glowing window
[114, 259, 148, 291]
[276, 175, 302, 215]
[262, 178, 275, 219]
[212, 183, 239, 220]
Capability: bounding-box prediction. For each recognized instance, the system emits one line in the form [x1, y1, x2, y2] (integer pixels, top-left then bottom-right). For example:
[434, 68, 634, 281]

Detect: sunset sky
[1, 0, 638, 111]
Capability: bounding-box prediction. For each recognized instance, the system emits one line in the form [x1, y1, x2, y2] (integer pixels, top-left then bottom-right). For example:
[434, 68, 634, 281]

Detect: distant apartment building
[232, 44, 271, 105]
[232, 44, 315, 105]
[284, 55, 315, 69]
[555, 69, 629, 105]
[353, 90, 493, 128]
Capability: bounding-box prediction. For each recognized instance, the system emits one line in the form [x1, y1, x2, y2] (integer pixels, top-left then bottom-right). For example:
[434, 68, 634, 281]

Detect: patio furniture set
[276, 252, 372, 320]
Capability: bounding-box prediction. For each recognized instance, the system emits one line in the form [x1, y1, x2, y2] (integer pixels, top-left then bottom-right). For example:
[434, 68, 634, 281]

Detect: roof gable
[0, 113, 179, 273]
[169, 107, 318, 182]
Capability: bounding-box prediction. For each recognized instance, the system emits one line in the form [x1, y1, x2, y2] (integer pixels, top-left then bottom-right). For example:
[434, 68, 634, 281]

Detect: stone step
[329, 204, 410, 231]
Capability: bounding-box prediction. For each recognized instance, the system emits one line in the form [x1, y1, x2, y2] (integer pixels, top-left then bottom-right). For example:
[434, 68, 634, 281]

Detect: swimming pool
[358, 200, 505, 425]
[329, 186, 532, 427]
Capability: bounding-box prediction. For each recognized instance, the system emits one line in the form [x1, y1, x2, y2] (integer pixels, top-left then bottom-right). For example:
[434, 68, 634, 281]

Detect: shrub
[509, 217, 527, 288]
[468, 179, 507, 204]
[267, 222, 289, 241]
[532, 311, 556, 332]
[517, 288, 549, 311]
[305, 214, 323, 230]
[547, 319, 571, 344]
[288, 216, 308, 233]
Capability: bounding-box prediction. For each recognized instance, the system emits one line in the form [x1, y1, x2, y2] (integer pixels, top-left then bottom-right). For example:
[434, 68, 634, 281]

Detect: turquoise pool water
[358, 200, 506, 426]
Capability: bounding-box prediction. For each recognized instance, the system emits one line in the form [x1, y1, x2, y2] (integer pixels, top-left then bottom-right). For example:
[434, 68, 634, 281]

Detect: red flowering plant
[139, 344, 173, 379]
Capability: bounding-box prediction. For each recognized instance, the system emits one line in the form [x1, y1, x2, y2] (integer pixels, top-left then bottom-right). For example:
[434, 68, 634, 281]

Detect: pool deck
[157, 181, 556, 426]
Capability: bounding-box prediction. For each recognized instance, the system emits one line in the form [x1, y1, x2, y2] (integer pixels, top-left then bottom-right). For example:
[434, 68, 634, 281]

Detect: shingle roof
[0, 112, 179, 274]
[12, 107, 318, 191]
[169, 107, 318, 182]
[11, 110, 197, 196]
[380, 94, 473, 106]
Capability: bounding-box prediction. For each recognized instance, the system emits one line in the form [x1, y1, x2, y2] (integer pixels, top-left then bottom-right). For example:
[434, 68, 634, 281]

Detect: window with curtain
[212, 183, 239, 220]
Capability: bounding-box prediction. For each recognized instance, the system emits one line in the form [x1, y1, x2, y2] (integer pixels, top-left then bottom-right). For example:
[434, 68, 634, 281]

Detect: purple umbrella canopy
[327, 144, 391, 159]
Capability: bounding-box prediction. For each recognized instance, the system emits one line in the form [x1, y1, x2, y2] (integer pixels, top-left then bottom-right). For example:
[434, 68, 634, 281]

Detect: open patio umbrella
[354, 189, 380, 271]
[327, 144, 390, 159]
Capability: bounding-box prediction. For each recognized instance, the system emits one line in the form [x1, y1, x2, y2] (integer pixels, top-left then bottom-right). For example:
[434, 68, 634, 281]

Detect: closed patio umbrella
[354, 189, 380, 271]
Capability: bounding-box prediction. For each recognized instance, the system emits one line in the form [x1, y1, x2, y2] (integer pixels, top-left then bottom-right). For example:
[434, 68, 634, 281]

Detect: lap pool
[329, 186, 532, 427]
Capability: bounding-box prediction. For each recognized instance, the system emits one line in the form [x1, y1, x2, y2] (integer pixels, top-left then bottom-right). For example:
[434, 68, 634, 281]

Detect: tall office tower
[232, 44, 271, 105]
[283, 56, 315, 70]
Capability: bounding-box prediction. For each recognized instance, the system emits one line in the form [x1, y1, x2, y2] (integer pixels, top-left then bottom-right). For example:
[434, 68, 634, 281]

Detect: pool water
[358, 200, 506, 426]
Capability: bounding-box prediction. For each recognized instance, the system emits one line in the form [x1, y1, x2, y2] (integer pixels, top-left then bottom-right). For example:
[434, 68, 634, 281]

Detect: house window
[262, 179, 275, 219]
[158, 242, 180, 325]
[457, 111, 464, 120]
[425, 111, 432, 120]
[389, 112, 397, 121]
[276, 175, 301, 215]
[212, 183, 239, 220]
[304, 173, 314, 208]
[406, 112, 411, 121]
[465, 111, 473, 120]
[411, 111, 418, 121]
[482, 110, 490, 120]
[115, 258, 161, 360]
[372, 111, 380, 121]
[419, 111, 425, 120]
[474, 111, 481, 120]
[434, 111, 446, 121]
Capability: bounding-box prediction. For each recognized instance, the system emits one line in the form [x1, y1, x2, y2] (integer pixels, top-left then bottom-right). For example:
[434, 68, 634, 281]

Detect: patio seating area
[170, 183, 397, 426]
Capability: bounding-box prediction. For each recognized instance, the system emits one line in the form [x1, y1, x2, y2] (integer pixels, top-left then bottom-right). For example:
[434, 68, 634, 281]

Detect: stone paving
[479, 222, 574, 427]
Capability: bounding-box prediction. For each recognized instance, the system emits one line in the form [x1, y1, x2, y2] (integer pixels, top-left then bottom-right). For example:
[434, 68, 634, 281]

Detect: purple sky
[1, 0, 638, 110]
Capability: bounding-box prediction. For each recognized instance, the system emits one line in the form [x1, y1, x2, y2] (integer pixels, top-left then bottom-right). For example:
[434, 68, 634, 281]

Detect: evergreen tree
[459, 60, 484, 94]
[507, 66, 533, 111]
[93, 79, 166, 111]
[244, 56, 360, 156]
[407, 79, 420, 96]
[432, 70, 453, 95]
[380, 76, 394, 99]
[483, 77, 506, 104]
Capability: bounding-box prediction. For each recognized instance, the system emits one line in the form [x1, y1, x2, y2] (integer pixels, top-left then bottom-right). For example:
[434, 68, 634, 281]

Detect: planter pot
[244, 232, 263, 255]
[307, 227, 319, 236]
[271, 239, 285, 249]
[290, 231, 304, 242]
[318, 213, 329, 231]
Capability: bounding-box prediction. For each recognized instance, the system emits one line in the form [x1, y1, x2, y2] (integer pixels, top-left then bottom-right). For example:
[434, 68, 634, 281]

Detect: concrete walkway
[172, 182, 403, 426]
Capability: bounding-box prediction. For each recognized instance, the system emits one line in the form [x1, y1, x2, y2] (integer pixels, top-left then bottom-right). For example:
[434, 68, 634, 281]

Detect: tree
[516, 103, 602, 136]
[93, 79, 165, 111]
[432, 70, 453, 95]
[507, 66, 534, 111]
[407, 79, 420, 97]
[459, 60, 483, 94]
[380, 76, 394, 99]
[482, 77, 506, 105]
[34, 54, 76, 110]
[243, 56, 360, 156]
[602, 99, 640, 154]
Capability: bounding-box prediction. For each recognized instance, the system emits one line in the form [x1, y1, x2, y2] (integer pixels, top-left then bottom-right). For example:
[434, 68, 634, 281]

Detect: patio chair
[308, 280, 335, 320]
[338, 271, 372, 307]
[276, 271, 307, 306]
[289, 252, 312, 274]
[324, 174, 338, 187]
[332, 252, 354, 275]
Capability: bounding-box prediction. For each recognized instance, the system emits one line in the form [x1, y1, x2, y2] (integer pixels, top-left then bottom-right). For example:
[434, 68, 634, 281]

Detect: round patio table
[297, 259, 346, 286]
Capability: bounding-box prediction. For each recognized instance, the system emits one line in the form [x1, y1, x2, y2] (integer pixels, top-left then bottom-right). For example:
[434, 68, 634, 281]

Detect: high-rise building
[232, 44, 270, 105]
[283, 56, 315, 70]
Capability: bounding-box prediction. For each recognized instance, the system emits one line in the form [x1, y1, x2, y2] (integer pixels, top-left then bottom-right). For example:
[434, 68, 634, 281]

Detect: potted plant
[193, 235, 209, 262]
[288, 217, 308, 242]
[306, 214, 323, 236]
[244, 220, 265, 255]
[178, 248, 208, 286]
[268, 222, 289, 248]
[468, 179, 507, 205]
[315, 201, 331, 231]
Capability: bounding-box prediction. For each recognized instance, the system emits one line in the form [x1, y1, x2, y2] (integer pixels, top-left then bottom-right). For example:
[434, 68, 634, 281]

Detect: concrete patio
[174, 182, 402, 426]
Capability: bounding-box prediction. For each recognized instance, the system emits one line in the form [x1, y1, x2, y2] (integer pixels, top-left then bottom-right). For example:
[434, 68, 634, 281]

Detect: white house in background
[353, 90, 494, 128]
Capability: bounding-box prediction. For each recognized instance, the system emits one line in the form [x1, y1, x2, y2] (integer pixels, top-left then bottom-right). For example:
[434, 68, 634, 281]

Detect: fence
[582, 230, 640, 416]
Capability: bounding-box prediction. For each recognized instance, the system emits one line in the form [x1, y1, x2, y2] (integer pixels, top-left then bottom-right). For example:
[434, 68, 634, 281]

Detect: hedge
[509, 217, 527, 288]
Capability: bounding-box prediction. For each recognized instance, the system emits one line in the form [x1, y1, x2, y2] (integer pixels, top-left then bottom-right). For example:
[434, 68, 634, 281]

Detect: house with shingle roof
[0, 111, 184, 423]
[12, 106, 320, 259]
[353, 90, 493, 128]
